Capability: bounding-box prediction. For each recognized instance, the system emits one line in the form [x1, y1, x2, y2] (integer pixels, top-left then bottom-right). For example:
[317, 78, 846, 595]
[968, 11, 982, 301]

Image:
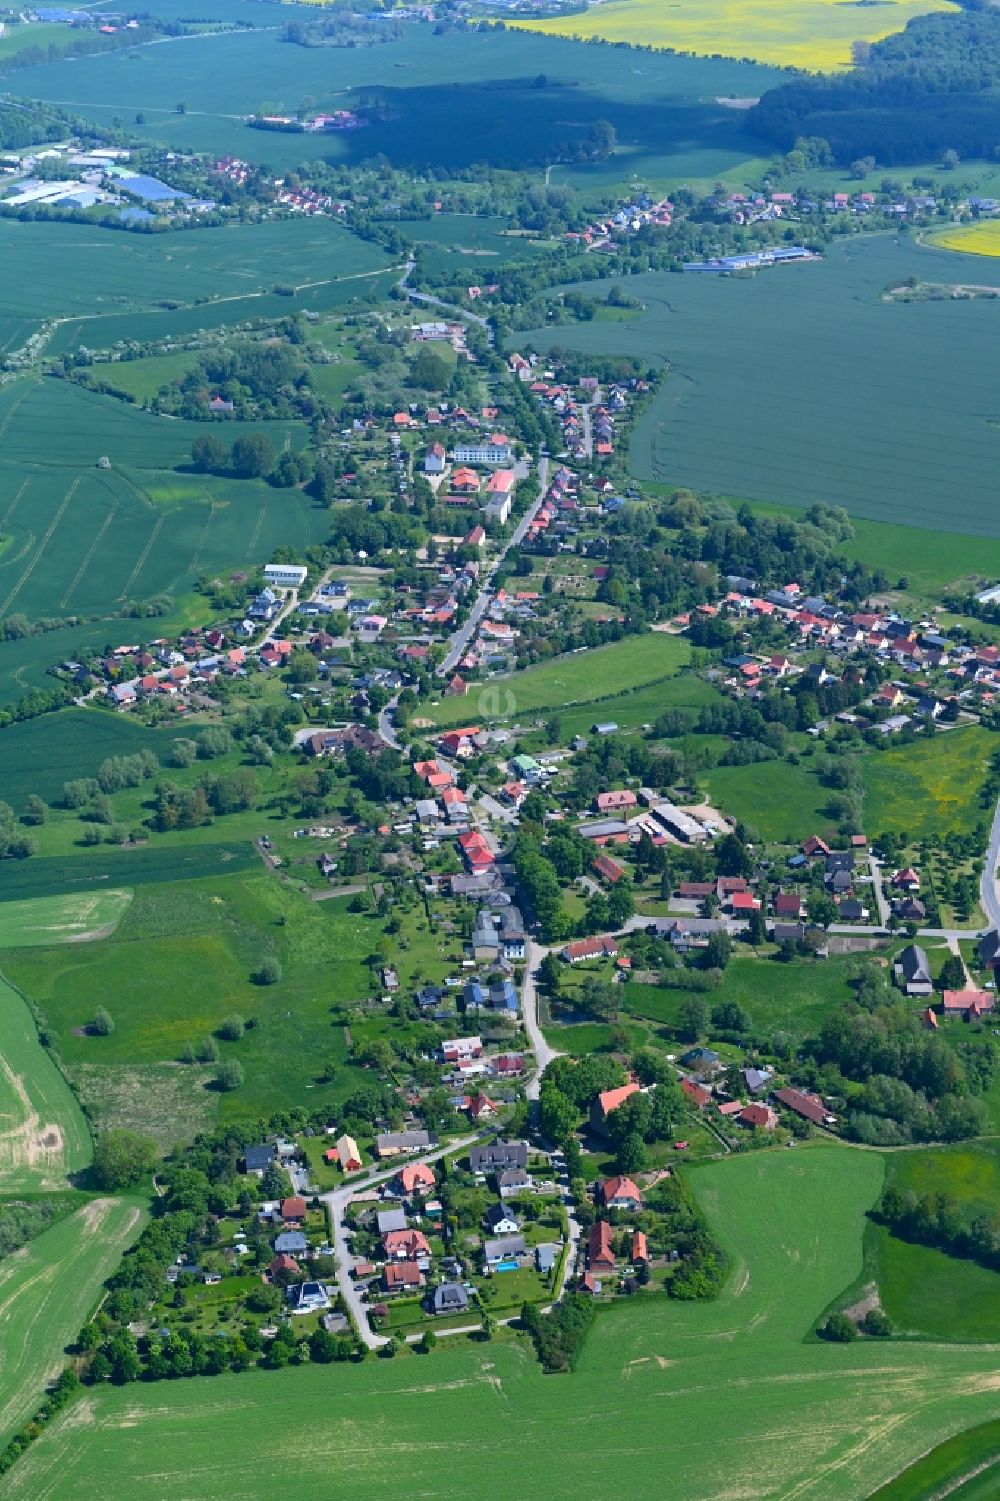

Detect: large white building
[453, 441, 512, 467]
[264, 563, 308, 589]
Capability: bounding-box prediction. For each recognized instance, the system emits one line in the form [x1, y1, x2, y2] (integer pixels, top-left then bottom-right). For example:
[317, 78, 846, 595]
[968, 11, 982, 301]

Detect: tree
[820, 1312, 858, 1342]
[418, 1329, 437, 1354]
[703, 930, 732, 971]
[678, 995, 708, 1043]
[191, 434, 228, 473]
[93, 1007, 115, 1037]
[219, 1013, 245, 1041]
[480, 1313, 496, 1341]
[942, 148, 960, 170]
[254, 957, 282, 985]
[807, 892, 838, 929]
[199, 1036, 220, 1064]
[217, 1059, 244, 1092]
[539, 1083, 578, 1145]
[92, 1129, 157, 1190]
[937, 954, 966, 993]
[607, 879, 635, 928]
[715, 833, 752, 878]
[861, 1307, 892, 1336]
[746, 907, 767, 947]
[537, 952, 562, 998]
[24, 794, 47, 825]
[230, 433, 275, 478]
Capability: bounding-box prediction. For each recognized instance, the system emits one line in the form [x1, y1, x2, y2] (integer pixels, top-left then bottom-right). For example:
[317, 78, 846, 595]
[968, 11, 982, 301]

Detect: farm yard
[521, 235, 1000, 535]
[6, 1148, 1000, 1500]
[512, 0, 956, 70]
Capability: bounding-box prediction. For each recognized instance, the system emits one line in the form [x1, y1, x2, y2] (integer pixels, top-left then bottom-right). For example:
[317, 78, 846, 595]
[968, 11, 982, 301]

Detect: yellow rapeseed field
[511, 0, 957, 72]
[930, 221, 1000, 257]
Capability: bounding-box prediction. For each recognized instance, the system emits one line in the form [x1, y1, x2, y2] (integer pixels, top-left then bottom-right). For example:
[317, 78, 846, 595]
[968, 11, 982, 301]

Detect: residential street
[521, 938, 562, 1102]
[980, 791, 1000, 931]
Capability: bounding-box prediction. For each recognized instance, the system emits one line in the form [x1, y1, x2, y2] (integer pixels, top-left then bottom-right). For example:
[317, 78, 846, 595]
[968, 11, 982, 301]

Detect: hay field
[7, 1148, 1000, 1500]
[0, 891, 132, 948]
[513, 0, 956, 70]
[0, 975, 90, 1192]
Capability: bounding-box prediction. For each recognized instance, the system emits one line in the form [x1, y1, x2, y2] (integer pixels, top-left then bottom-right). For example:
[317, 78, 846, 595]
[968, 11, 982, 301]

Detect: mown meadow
[6, 1147, 1000, 1500]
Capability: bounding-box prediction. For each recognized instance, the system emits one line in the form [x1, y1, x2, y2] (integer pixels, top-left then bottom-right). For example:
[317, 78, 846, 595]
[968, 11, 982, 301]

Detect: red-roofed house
[631, 1230, 648, 1265]
[458, 829, 495, 873]
[281, 1196, 307, 1226]
[593, 853, 626, 884]
[383, 1261, 424, 1292]
[739, 1103, 778, 1130]
[399, 1162, 436, 1194]
[562, 935, 618, 964]
[588, 1220, 616, 1270]
[384, 1228, 431, 1261]
[596, 790, 637, 813]
[774, 891, 805, 919]
[590, 1081, 640, 1134]
[602, 1176, 643, 1211]
[803, 835, 830, 857]
[681, 1079, 712, 1109]
[942, 990, 995, 1019]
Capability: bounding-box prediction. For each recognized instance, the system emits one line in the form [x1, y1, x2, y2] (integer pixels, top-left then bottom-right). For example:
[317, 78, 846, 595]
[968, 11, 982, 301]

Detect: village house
[587, 1220, 616, 1271]
[601, 1175, 643, 1211]
[590, 1081, 640, 1135]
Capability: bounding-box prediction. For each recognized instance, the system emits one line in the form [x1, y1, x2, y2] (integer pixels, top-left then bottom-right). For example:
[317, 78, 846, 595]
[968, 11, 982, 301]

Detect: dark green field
[521, 235, 1000, 535]
[13, 28, 779, 182]
[0, 710, 190, 805]
[0, 842, 257, 901]
[0, 378, 327, 635]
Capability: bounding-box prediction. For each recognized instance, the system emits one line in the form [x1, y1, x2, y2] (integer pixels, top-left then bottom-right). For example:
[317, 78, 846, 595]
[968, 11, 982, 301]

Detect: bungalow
[942, 989, 995, 1020]
[602, 1175, 643, 1211]
[244, 1143, 278, 1175]
[269, 1252, 302, 1279]
[384, 1261, 424, 1293]
[593, 853, 627, 885]
[494, 1053, 526, 1079]
[483, 1233, 527, 1268]
[774, 891, 805, 919]
[590, 1081, 640, 1135]
[467, 1093, 498, 1123]
[431, 1282, 469, 1315]
[273, 1230, 308, 1256]
[336, 1134, 362, 1172]
[375, 1130, 433, 1159]
[587, 1220, 616, 1270]
[535, 1243, 559, 1275]
[562, 935, 619, 964]
[376, 1208, 407, 1236]
[774, 1087, 836, 1128]
[891, 867, 920, 892]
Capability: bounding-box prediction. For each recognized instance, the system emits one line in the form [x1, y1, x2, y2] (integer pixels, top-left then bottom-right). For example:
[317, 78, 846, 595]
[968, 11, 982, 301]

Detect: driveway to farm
[320, 1135, 478, 1349]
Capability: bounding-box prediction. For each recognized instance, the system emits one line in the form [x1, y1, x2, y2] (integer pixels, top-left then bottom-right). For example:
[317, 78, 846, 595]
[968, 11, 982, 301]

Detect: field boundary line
[0, 475, 30, 526]
[0, 533, 36, 573]
[0, 380, 36, 445]
[60, 501, 118, 609]
[0, 476, 78, 617]
[118, 511, 165, 600]
[245, 495, 266, 558]
[187, 497, 219, 577]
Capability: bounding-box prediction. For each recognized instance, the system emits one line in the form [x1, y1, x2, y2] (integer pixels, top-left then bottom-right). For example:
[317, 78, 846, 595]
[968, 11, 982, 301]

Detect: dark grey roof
[432, 1281, 469, 1313]
[470, 1141, 528, 1173]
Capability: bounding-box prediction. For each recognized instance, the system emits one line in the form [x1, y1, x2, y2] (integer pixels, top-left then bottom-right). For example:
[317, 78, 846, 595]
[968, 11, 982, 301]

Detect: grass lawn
[863, 726, 994, 840]
[620, 953, 855, 1039]
[706, 755, 833, 842]
[14, 1147, 1000, 1500]
[0, 975, 91, 1192]
[512, 0, 955, 70]
[84, 350, 197, 402]
[874, 1226, 1000, 1342]
[424, 633, 690, 728]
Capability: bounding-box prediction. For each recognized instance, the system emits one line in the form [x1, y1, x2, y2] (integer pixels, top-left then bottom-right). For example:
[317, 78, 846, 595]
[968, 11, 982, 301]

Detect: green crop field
[1, 875, 380, 1127]
[424, 633, 691, 727]
[8, 1147, 1000, 1500]
[0, 890, 132, 947]
[622, 953, 855, 1037]
[521, 235, 1000, 536]
[0, 711, 192, 806]
[0, 1195, 144, 1448]
[863, 725, 993, 840]
[0, 975, 90, 1192]
[0, 841, 258, 902]
[0, 216, 390, 337]
[0, 378, 327, 630]
[87, 350, 198, 403]
[12, 29, 780, 186]
[869, 1419, 1000, 1501]
[707, 755, 835, 842]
